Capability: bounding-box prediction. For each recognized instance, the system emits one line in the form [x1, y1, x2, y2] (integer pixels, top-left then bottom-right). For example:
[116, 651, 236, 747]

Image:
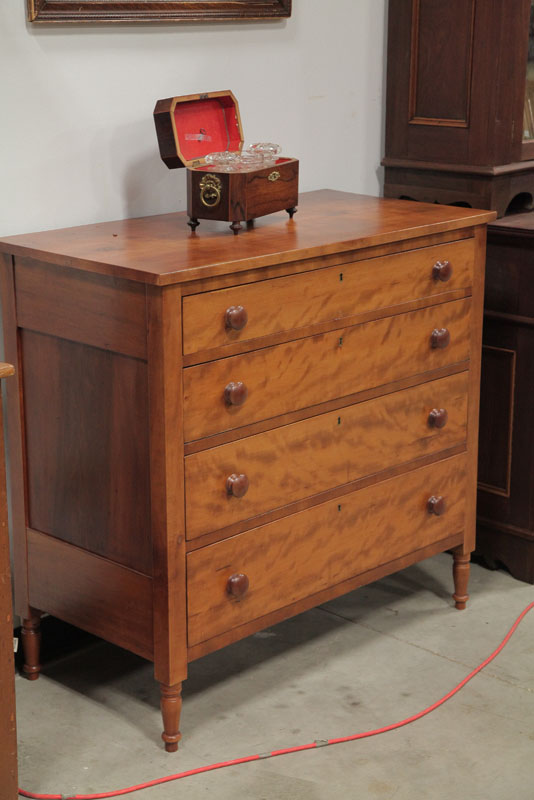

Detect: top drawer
[182, 237, 474, 356]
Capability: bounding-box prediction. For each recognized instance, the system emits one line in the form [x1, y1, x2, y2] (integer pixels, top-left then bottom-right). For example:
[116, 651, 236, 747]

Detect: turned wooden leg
[452, 551, 470, 610]
[160, 682, 182, 752]
[21, 614, 41, 680]
[230, 221, 242, 235]
[187, 217, 200, 232]
[286, 206, 297, 219]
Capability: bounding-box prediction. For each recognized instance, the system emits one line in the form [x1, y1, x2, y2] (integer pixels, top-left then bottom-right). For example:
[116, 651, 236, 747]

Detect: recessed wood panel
[477, 345, 515, 496]
[410, 0, 475, 125]
[22, 331, 152, 574]
[187, 454, 467, 646]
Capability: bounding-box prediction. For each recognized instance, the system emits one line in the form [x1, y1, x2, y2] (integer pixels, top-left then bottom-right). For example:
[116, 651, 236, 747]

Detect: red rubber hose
[19, 600, 534, 800]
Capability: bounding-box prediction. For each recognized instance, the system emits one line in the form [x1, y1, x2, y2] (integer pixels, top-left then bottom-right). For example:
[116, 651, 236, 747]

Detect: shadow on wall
[106, 118, 188, 220]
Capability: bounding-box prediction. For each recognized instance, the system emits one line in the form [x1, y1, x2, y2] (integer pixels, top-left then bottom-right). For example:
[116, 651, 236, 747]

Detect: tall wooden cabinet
[383, 0, 534, 216]
[477, 214, 534, 583]
[383, 0, 534, 584]
[0, 191, 494, 750]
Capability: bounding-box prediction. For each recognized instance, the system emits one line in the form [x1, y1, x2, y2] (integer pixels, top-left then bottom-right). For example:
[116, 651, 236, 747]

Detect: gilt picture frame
[27, 0, 292, 24]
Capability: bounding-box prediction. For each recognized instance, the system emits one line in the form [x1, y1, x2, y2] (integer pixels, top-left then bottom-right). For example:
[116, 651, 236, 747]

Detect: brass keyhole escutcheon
[200, 173, 222, 208]
[268, 170, 281, 182]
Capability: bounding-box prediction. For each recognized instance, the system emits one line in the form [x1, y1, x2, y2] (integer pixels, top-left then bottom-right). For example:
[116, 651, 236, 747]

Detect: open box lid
[154, 90, 244, 170]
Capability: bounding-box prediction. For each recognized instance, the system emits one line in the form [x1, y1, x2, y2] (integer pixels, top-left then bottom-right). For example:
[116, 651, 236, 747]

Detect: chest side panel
[15, 259, 152, 575]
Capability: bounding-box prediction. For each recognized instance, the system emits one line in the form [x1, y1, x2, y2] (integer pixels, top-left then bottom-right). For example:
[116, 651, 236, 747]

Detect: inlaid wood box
[154, 90, 299, 234]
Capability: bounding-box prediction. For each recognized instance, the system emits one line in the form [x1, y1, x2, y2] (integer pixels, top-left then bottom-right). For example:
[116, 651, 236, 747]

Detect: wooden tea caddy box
[153, 90, 299, 234]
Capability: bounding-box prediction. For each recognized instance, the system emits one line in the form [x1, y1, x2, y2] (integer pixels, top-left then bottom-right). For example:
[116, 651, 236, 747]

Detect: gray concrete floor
[15, 554, 534, 800]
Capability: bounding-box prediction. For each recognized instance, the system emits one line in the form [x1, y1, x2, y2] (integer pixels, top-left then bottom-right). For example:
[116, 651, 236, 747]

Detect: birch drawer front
[183, 297, 471, 441]
[185, 372, 469, 540]
[182, 237, 474, 356]
[187, 453, 467, 646]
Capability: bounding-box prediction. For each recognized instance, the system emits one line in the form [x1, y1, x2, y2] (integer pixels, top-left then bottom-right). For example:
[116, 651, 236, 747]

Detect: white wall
[0, 0, 387, 236]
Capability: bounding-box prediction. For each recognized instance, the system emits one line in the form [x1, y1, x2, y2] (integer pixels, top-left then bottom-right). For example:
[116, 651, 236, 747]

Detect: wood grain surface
[182, 237, 474, 355]
[27, 529, 153, 660]
[183, 297, 471, 441]
[185, 372, 469, 539]
[0, 191, 495, 286]
[0, 255, 31, 620]
[15, 257, 148, 359]
[187, 454, 467, 646]
[21, 331, 152, 574]
[0, 375, 18, 799]
[147, 285, 188, 686]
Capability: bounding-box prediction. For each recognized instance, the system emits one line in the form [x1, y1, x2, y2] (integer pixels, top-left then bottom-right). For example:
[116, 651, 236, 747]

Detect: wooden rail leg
[21, 613, 41, 680]
[452, 551, 471, 610]
[160, 682, 182, 752]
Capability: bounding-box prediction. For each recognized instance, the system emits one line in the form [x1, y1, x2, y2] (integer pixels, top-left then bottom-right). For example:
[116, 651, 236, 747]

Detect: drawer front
[183, 297, 471, 441]
[187, 454, 467, 646]
[182, 237, 474, 356]
[185, 372, 469, 539]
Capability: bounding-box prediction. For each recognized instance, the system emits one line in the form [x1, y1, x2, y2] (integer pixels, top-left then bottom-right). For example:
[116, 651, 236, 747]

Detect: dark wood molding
[477, 346, 516, 498]
[27, 0, 292, 23]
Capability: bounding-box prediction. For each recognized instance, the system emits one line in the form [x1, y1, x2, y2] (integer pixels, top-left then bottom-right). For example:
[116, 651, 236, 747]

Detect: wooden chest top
[0, 190, 495, 285]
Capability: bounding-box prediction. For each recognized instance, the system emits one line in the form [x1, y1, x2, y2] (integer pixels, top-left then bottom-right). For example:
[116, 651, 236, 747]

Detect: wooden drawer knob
[226, 473, 250, 498]
[427, 495, 446, 515]
[430, 328, 450, 349]
[432, 260, 453, 282]
[225, 305, 248, 331]
[226, 572, 249, 598]
[224, 381, 248, 406]
[428, 408, 448, 429]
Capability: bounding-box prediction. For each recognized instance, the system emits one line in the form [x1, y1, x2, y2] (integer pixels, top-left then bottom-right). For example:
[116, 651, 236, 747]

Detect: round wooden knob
[226, 573, 249, 598]
[428, 408, 448, 429]
[224, 381, 248, 406]
[225, 305, 248, 331]
[427, 495, 446, 515]
[430, 328, 450, 349]
[432, 260, 453, 282]
[226, 473, 250, 498]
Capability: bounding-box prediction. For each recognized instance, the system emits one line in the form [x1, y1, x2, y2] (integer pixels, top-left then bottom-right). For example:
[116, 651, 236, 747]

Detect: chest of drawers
[0, 191, 495, 751]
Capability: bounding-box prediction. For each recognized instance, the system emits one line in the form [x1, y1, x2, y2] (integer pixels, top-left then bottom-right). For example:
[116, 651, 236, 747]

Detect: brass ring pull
[268, 171, 281, 182]
[200, 174, 222, 208]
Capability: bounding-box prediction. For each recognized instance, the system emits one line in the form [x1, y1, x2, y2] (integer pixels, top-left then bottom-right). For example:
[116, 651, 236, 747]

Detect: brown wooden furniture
[0, 362, 18, 799]
[383, 0, 534, 217]
[476, 213, 534, 583]
[27, 0, 291, 24]
[0, 190, 494, 751]
[154, 91, 298, 234]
